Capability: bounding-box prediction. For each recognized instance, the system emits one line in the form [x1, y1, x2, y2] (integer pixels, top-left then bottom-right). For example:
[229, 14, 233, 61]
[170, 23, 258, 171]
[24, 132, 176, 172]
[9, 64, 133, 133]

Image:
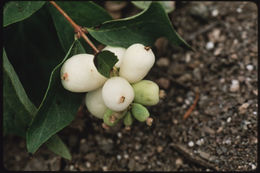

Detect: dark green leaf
[3, 49, 71, 159]
[3, 1, 46, 27]
[48, 1, 112, 52]
[94, 50, 118, 78]
[3, 49, 36, 137]
[88, 2, 191, 50]
[26, 40, 85, 154]
[132, 1, 175, 13]
[4, 5, 65, 107]
[45, 135, 72, 160]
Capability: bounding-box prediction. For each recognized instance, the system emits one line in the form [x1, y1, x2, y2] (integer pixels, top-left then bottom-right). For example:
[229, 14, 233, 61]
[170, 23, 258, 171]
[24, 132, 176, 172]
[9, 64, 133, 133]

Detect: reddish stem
[49, 1, 99, 54]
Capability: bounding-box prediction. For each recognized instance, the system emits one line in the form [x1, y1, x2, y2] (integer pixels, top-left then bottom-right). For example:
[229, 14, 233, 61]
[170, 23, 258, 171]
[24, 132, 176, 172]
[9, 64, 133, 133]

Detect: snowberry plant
[3, 1, 191, 160]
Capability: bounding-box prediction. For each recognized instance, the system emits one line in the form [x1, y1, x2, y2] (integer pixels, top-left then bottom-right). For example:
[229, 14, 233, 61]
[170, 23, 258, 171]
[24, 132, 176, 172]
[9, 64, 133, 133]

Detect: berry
[119, 43, 155, 83]
[131, 103, 150, 122]
[132, 80, 159, 106]
[60, 54, 106, 92]
[85, 87, 107, 119]
[123, 111, 134, 126]
[103, 109, 126, 126]
[102, 77, 134, 112]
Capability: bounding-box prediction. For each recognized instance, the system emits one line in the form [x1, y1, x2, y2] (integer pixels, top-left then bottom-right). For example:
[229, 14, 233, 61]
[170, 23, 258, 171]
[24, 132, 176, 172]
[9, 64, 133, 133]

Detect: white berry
[102, 77, 134, 112]
[85, 87, 107, 119]
[119, 43, 155, 83]
[103, 46, 126, 68]
[60, 54, 107, 92]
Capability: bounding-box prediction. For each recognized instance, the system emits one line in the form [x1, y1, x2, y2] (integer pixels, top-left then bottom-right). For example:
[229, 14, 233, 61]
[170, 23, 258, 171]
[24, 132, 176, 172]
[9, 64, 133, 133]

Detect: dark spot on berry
[144, 46, 151, 51]
[62, 73, 68, 80]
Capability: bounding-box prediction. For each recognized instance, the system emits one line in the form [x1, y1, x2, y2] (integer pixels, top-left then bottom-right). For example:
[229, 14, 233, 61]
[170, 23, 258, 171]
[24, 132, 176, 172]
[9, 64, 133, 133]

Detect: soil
[3, 1, 258, 171]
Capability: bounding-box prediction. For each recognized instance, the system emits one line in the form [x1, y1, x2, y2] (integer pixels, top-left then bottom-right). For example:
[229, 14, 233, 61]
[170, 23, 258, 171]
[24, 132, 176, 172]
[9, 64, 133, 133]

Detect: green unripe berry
[103, 109, 126, 126]
[123, 111, 134, 126]
[131, 103, 150, 122]
[132, 80, 159, 106]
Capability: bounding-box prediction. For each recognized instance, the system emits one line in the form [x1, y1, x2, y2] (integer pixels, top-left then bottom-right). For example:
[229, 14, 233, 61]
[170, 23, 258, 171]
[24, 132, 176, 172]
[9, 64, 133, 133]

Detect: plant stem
[49, 1, 99, 54]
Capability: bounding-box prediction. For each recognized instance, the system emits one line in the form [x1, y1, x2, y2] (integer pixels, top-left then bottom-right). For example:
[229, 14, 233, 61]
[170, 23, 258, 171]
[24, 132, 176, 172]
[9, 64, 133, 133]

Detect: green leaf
[88, 2, 191, 50]
[45, 135, 72, 160]
[3, 49, 71, 159]
[3, 49, 36, 137]
[3, 1, 46, 27]
[26, 40, 85, 154]
[132, 1, 175, 13]
[48, 1, 112, 52]
[4, 5, 65, 107]
[94, 50, 118, 78]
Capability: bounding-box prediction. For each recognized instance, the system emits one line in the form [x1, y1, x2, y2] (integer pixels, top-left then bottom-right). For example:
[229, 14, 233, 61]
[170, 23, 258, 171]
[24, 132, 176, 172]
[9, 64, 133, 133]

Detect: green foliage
[3, 1, 46, 27]
[26, 40, 85, 153]
[48, 1, 112, 52]
[3, 1, 191, 158]
[3, 49, 72, 159]
[4, 4, 65, 107]
[88, 2, 191, 49]
[3, 49, 36, 137]
[45, 135, 72, 160]
[94, 50, 118, 78]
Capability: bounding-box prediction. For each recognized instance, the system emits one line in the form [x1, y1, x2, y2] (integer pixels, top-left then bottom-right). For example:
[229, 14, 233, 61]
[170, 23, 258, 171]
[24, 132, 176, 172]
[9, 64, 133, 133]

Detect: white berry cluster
[60, 43, 159, 128]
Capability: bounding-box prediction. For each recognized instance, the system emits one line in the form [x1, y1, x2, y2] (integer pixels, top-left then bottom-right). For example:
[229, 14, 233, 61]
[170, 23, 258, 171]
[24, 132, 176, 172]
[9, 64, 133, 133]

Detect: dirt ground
[3, 1, 258, 171]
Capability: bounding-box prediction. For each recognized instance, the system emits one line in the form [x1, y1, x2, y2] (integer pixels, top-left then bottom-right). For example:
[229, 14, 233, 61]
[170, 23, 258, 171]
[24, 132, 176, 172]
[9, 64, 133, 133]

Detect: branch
[49, 1, 99, 54]
[183, 91, 199, 120]
[170, 143, 219, 171]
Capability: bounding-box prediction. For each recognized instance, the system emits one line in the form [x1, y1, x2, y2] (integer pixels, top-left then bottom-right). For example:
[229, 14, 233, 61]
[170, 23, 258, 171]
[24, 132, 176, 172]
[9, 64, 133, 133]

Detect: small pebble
[196, 138, 205, 146]
[236, 8, 242, 13]
[134, 156, 140, 161]
[157, 78, 170, 89]
[172, 119, 178, 125]
[69, 165, 74, 171]
[176, 96, 183, 103]
[156, 161, 162, 166]
[185, 99, 191, 105]
[185, 53, 191, 63]
[156, 57, 170, 67]
[230, 79, 240, 92]
[212, 9, 219, 16]
[159, 89, 166, 99]
[135, 143, 141, 150]
[226, 117, 232, 123]
[102, 166, 108, 171]
[223, 139, 231, 145]
[188, 141, 194, 147]
[251, 164, 256, 170]
[239, 102, 250, 114]
[157, 146, 163, 153]
[230, 53, 238, 59]
[117, 132, 122, 138]
[124, 153, 129, 159]
[220, 78, 225, 83]
[116, 155, 122, 160]
[246, 64, 254, 71]
[85, 162, 91, 168]
[175, 158, 183, 166]
[206, 42, 214, 50]
[253, 111, 257, 115]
